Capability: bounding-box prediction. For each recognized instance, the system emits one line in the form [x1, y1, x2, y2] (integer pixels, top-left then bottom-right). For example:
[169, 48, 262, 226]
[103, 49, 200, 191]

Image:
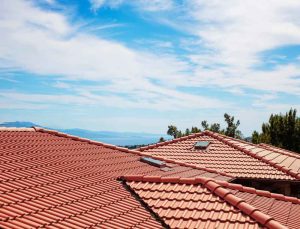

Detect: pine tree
[251, 108, 300, 153]
[224, 113, 240, 138]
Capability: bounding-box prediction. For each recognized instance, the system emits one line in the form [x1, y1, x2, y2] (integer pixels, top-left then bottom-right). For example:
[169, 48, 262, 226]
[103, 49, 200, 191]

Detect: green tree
[185, 128, 191, 136]
[251, 108, 300, 153]
[252, 130, 260, 144]
[224, 113, 240, 138]
[201, 121, 209, 130]
[167, 125, 178, 138]
[210, 123, 221, 133]
[159, 137, 165, 142]
[191, 126, 200, 133]
[235, 130, 244, 140]
[201, 121, 224, 134]
[176, 130, 183, 138]
[166, 113, 243, 140]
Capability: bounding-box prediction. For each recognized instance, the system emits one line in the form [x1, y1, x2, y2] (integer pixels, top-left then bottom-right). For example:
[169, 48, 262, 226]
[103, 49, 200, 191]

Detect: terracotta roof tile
[124, 175, 299, 228]
[0, 128, 234, 228]
[138, 130, 300, 180]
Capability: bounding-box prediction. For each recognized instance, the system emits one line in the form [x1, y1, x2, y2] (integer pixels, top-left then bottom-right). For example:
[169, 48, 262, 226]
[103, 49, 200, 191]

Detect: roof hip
[122, 175, 290, 229]
[205, 131, 300, 180]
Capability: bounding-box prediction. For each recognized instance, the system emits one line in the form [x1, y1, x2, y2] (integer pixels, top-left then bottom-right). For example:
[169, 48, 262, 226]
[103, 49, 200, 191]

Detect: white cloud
[94, 0, 300, 97]
[89, 0, 124, 11]
[0, 0, 227, 110]
[0, 1, 188, 83]
[156, 0, 300, 95]
[185, 0, 300, 66]
[188, 63, 300, 95]
[135, 0, 174, 12]
[0, 86, 228, 111]
[1, 0, 300, 134]
[89, 0, 174, 12]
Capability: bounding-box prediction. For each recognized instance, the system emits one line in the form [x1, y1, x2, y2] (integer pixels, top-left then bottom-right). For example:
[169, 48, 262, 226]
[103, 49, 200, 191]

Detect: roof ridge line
[121, 175, 288, 229]
[137, 132, 203, 151]
[0, 127, 36, 131]
[258, 143, 300, 159]
[33, 127, 233, 179]
[215, 180, 300, 204]
[122, 175, 300, 204]
[204, 130, 300, 159]
[33, 127, 143, 155]
[205, 131, 300, 180]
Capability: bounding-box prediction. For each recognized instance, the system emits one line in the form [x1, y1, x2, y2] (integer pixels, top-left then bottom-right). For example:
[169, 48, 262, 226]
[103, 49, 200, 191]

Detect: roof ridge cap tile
[215, 180, 300, 204]
[34, 128, 231, 177]
[34, 128, 237, 180]
[123, 175, 300, 204]
[0, 127, 36, 132]
[201, 178, 288, 228]
[137, 132, 204, 151]
[122, 175, 288, 228]
[34, 127, 143, 156]
[206, 130, 300, 180]
[122, 175, 211, 185]
[258, 143, 300, 160]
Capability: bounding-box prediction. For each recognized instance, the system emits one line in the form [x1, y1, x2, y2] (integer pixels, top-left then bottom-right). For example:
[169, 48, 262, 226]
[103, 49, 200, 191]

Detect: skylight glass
[140, 157, 166, 168]
[194, 141, 210, 149]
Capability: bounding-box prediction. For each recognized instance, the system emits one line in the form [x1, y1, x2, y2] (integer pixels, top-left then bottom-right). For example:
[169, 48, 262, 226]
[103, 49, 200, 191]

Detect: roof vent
[140, 157, 166, 168]
[194, 141, 210, 150]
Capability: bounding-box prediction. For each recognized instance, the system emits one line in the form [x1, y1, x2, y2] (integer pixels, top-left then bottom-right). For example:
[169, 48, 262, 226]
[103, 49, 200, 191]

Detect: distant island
[0, 121, 169, 147]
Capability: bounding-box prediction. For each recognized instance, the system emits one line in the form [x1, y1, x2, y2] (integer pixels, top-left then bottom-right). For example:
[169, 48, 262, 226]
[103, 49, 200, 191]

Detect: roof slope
[138, 131, 300, 180]
[124, 176, 300, 229]
[0, 128, 230, 228]
[209, 134, 300, 176]
[258, 143, 300, 173]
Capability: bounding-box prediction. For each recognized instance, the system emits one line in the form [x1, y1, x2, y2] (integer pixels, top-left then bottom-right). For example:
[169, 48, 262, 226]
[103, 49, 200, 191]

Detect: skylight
[194, 141, 210, 150]
[140, 157, 166, 168]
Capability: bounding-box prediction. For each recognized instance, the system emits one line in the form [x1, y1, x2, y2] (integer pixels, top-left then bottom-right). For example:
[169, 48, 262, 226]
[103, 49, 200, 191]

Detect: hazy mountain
[0, 121, 169, 146]
[0, 121, 41, 128]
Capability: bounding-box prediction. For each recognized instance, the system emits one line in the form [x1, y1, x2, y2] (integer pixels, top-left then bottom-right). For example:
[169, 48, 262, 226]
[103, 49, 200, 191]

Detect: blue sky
[0, 0, 300, 136]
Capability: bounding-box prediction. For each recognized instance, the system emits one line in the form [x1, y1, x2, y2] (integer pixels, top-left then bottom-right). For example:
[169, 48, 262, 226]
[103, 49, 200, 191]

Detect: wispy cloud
[0, 0, 300, 134]
[89, 0, 174, 12]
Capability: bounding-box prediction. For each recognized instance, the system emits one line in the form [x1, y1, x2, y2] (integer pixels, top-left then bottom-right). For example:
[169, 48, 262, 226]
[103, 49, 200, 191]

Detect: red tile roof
[258, 143, 300, 173]
[0, 127, 230, 228]
[209, 134, 300, 177]
[124, 175, 300, 229]
[1, 127, 299, 228]
[138, 131, 300, 180]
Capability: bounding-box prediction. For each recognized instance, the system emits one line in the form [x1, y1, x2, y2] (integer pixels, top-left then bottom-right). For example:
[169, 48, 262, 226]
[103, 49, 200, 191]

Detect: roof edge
[258, 143, 300, 159]
[0, 127, 36, 131]
[122, 175, 300, 204]
[137, 132, 204, 151]
[33, 126, 141, 155]
[205, 131, 300, 180]
[122, 175, 290, 229]
[33, 127, 233, 180]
